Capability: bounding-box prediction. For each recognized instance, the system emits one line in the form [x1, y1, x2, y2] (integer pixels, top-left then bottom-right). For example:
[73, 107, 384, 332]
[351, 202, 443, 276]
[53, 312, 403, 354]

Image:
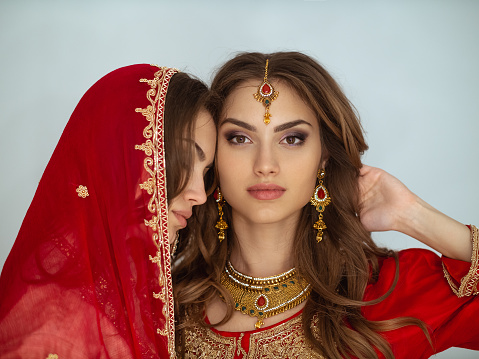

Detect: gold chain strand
[221, 261, 311, 329]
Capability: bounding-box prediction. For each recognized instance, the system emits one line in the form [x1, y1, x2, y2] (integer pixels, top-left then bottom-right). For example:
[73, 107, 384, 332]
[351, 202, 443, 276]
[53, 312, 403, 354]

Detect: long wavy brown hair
[173, 52, 429, 359]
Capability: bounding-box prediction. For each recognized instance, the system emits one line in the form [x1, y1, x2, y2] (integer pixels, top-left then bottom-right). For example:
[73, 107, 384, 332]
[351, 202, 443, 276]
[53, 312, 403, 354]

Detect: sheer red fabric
[0, 65, 177, 358]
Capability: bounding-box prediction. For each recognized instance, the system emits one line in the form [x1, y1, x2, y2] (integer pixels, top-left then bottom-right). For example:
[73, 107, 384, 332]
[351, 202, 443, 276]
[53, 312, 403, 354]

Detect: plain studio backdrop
[1, 1, 478, 357]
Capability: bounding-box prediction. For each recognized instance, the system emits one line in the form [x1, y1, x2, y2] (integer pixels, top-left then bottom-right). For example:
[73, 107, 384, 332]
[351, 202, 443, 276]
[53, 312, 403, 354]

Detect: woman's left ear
[319, 146, 329, 170]
[320, 157, 328, 170]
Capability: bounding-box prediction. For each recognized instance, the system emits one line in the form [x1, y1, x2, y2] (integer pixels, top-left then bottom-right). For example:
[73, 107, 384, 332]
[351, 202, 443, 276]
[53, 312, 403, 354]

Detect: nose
[184, 172, 207, 206]
[253, 144, 279, 177]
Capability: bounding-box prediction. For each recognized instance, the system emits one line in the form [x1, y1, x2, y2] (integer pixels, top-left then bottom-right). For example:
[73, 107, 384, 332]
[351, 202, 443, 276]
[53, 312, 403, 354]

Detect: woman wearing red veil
[0, 64, 216, 358]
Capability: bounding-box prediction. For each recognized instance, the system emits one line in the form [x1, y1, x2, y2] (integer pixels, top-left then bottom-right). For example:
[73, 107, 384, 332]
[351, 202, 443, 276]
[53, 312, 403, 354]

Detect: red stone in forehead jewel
[261, 83, 271, 94]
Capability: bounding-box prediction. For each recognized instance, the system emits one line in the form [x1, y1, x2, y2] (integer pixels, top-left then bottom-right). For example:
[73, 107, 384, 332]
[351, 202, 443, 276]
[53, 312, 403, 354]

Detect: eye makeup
[224, 130, 251, 145]
[280, 131, 308, 146]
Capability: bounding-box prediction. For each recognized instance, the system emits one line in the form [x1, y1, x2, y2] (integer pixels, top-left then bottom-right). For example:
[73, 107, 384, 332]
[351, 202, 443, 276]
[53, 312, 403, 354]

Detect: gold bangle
[443, 224, 479, 297]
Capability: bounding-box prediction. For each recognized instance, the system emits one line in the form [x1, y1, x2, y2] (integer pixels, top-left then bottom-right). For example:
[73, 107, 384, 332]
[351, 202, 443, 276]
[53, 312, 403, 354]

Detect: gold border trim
[443, 224, 479, 297]
[135, 65, 178, 357]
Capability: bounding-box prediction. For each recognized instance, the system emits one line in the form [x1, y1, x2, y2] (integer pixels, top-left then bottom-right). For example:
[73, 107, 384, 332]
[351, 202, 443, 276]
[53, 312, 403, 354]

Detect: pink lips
[173, 210, 192, 228]
[247, 183, 286, 200]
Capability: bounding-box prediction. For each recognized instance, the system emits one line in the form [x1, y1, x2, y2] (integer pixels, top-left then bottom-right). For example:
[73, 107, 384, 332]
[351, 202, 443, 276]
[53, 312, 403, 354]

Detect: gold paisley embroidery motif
[236, 333, 247, 357]
[182, 323, 236, 359]
[46, 355, 59, 359]
[75, 185, 89, 198]
[135, 65, 178, 358]
[249, 316, 321, 358]
[181, 314, 324, 358]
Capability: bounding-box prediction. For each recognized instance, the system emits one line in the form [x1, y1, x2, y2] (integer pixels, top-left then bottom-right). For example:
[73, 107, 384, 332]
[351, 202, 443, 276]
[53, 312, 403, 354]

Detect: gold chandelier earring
[309, 169, 331, 242]
[214, 187, 228, 242]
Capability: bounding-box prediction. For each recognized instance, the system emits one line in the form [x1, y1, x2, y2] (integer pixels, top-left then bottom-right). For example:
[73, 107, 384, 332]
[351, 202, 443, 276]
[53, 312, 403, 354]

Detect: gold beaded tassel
[309, 169, 331, 242]
[214, 188, 228, 242]
[253, 59, 279, 125]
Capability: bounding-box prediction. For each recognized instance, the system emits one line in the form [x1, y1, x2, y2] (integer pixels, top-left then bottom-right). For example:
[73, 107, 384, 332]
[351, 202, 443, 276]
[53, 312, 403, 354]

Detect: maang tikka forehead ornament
[253, 59, 279, 125]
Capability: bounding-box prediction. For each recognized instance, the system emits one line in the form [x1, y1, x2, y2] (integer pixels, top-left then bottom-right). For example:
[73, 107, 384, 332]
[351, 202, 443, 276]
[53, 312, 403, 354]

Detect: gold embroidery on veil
[135, 65, 178, 358]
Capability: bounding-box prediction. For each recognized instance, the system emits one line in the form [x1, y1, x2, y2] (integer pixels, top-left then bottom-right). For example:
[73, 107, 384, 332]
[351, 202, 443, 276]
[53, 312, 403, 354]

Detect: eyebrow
[221, 118, 312, 133]
[221, 118, 257, 132]
[273, 119, 312, 132]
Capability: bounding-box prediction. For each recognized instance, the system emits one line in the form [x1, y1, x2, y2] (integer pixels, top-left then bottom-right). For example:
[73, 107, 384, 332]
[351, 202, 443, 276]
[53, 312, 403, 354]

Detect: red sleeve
[442, 256, 472, 283]
[362, 249, 479, 358]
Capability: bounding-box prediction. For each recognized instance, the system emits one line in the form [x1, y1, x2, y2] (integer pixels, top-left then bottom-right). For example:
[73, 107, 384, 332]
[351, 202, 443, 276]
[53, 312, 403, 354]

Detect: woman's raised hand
[358, 165, 416, 233]
[358, 165, 472, 261]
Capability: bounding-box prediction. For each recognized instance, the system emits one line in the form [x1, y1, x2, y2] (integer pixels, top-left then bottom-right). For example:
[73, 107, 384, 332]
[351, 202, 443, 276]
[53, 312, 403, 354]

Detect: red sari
[0, 65, 177, 358]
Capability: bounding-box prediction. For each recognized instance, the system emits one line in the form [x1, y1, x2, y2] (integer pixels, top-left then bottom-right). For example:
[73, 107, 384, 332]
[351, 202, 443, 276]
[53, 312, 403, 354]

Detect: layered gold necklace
[220, 261, 311, 329]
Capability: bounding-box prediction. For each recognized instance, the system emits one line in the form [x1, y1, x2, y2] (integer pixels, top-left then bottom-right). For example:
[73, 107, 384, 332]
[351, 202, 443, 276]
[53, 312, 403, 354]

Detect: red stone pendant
[315, 186, 327, 201]
[310, 179, 331, 214]
[255, 294, 268, 309]
[257, 296, 265, 307]
[260, 82, 272, 96]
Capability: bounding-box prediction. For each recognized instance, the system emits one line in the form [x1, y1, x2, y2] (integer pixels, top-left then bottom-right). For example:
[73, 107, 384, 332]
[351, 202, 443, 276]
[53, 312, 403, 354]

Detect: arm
[358, 165, 472, 262]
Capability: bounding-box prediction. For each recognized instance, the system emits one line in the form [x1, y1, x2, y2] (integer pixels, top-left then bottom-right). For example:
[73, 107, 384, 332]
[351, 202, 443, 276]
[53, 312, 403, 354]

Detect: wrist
[392, 193, 425, 235]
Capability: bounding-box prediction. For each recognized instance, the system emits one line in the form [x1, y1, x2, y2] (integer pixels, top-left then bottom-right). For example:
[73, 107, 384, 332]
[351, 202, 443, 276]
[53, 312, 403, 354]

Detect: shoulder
[365, 247, 472, 317]
[373, 248, 442, 286]
[365, 248, 447, 305]
[379, 248, 440, 268]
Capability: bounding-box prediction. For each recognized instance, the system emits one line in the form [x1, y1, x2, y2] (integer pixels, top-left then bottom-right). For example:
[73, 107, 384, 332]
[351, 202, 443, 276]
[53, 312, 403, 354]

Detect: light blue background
[1, 1, 478, 357]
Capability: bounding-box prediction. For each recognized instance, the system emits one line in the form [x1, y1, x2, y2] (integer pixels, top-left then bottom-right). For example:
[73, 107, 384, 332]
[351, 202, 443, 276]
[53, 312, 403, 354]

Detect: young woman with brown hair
[0, 64, 216, 359]
[173, 52, 479, 358]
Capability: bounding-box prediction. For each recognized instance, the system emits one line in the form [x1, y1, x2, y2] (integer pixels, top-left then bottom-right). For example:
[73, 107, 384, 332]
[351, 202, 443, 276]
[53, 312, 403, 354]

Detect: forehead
[223, 79, 316, 126]
[194, 110, 216, 159]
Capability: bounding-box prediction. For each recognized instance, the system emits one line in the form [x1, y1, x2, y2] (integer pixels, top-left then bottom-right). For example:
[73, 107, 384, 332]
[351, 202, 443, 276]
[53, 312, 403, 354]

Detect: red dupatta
[0, 65, 177, 358]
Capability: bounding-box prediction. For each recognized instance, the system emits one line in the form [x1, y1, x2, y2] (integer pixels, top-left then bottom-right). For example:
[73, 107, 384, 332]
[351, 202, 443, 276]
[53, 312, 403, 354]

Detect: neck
[228, 212, 299, 277]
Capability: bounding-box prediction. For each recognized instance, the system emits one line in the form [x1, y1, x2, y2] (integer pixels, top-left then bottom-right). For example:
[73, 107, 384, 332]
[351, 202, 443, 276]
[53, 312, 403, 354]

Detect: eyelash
[280, 133, 307, 146]
[224, 131, 308, 146]
[225, 132, 251, 145]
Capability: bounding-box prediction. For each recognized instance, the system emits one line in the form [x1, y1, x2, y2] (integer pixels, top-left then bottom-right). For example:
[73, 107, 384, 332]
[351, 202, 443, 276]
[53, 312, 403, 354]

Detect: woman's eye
[226, 134, 251, 145]
[281, 134, 306, 146]
[234, 136, 247, 144]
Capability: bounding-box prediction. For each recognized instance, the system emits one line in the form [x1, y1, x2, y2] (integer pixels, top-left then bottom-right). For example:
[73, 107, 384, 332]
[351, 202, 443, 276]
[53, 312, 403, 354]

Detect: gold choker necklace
[220, 261, 311, 329]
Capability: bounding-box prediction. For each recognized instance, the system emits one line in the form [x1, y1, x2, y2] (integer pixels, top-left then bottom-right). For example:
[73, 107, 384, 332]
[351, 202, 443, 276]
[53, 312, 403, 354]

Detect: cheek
[216, 148, 246, 203]
[217, 164, 239, 195]
[289, 159, 320, 202]
[216, 148, 229, 181]
[217, 144, 245, 177]
[294, 172, 317, 206]
[166, 208, 174, 233]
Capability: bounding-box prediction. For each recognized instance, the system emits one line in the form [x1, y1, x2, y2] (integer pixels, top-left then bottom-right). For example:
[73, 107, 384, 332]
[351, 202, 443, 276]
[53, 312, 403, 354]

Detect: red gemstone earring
[309, 169, 331, 242]
[253, 59, 279, 125]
